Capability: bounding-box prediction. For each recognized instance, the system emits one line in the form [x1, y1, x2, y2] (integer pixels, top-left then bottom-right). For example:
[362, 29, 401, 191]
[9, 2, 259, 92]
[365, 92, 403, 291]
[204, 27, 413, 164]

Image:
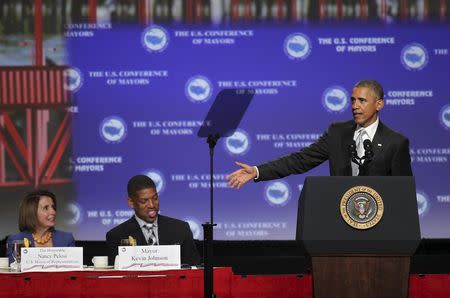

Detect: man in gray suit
[227, 80, 412, 189]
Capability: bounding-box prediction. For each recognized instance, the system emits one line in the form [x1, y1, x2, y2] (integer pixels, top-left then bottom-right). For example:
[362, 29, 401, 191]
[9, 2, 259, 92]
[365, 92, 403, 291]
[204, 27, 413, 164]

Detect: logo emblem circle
[340, 186, 384, 230]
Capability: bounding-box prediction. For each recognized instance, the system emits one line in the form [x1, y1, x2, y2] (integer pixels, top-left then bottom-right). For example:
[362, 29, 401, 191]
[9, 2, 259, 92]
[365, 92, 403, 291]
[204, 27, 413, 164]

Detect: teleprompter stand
[197, 88, 254, 298]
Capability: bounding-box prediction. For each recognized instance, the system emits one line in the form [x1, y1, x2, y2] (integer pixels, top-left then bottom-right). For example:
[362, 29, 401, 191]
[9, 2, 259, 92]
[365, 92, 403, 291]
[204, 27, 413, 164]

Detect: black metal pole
[208, 135, 217, 225]
[202, 222, 214, 298]
[203, 134, 218, 298]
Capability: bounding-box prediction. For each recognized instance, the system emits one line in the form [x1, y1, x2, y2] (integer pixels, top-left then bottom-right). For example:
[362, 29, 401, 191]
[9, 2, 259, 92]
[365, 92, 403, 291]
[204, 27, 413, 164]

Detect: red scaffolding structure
[0, 67, 72, 187]
[0, 0, 76, 188]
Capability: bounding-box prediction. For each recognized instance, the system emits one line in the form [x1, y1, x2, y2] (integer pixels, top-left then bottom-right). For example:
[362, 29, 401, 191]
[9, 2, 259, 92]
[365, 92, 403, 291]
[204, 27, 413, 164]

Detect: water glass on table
[8, 240, 25, 272]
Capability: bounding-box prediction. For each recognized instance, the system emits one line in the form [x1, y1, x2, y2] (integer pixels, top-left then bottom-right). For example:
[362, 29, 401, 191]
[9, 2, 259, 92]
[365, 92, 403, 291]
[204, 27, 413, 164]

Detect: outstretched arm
[227, 162, 257, 189]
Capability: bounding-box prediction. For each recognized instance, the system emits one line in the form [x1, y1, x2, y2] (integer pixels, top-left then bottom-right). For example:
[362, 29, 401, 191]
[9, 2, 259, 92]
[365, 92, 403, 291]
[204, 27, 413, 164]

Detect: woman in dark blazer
[6, 189, 75, 264]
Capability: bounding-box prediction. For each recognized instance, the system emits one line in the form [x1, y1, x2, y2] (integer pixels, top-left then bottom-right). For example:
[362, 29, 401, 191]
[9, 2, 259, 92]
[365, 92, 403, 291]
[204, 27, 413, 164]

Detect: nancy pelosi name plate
[118, 245, 180, 271]
[21, 247, 83, 272]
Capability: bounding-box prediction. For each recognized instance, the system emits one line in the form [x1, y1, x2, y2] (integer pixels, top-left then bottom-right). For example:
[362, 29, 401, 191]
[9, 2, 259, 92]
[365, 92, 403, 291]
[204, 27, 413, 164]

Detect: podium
[296, 177, 421, 298]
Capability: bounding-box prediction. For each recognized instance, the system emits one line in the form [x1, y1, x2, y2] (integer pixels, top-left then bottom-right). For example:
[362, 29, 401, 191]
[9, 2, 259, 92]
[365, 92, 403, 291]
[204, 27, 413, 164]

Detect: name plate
[118, 245, 180, 271]
[21, 247, 83, 272]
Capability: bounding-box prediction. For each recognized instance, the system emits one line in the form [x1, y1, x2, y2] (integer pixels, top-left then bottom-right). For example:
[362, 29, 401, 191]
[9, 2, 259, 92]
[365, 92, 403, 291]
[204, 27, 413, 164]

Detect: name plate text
[21, 247, 83, 272]
[118, 245, 180, 271]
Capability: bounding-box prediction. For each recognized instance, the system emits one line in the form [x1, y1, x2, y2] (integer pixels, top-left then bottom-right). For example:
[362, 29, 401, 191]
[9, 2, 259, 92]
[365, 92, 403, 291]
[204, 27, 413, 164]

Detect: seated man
[106, 175, 200, 266]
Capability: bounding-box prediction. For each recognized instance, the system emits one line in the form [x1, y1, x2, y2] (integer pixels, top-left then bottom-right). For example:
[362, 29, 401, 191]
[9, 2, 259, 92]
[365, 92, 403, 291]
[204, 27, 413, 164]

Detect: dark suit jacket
[257, 120, 412, 181]
[105, 215, 200, 266]
[6, 229, 75, 264]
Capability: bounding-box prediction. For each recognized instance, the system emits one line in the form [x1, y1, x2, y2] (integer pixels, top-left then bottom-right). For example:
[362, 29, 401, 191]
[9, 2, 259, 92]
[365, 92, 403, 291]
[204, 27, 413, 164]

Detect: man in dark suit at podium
[106, 175, 200, 266]
[227, 80, 412, 189]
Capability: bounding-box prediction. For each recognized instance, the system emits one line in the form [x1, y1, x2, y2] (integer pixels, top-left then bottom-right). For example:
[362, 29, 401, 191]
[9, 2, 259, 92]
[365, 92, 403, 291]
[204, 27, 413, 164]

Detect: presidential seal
[340, 186, 384, 230]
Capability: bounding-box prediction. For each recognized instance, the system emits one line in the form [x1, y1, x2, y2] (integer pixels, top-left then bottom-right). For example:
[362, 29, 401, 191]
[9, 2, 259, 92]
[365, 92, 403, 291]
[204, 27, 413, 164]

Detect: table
[1, 269, 448, 297]
[0, 267, 233, 297]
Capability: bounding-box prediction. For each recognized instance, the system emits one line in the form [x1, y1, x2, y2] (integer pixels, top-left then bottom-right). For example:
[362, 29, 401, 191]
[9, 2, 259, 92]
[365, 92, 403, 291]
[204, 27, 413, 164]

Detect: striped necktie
[143, 223, 157, 245]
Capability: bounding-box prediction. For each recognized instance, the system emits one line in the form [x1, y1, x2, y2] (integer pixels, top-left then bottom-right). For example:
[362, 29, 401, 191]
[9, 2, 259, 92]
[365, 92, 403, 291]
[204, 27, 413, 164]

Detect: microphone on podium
[349, 140, 361, 166]
[359, 139, 374, 176]
[362, 139, 374, 162]
[349, 139, 374, 176]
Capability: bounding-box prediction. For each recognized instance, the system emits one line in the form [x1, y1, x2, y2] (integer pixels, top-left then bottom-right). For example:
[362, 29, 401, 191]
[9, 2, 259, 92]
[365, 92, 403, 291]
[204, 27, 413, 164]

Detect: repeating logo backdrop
[68, 23, 450, 240]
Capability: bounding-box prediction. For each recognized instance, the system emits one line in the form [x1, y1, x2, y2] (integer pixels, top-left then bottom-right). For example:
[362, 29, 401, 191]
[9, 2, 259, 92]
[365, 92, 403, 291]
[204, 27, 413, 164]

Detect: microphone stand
[350, 140, 373, 176]
[352, 150, 373, 176]
[359, 140, 374, 176]
[350, 141, 363, 169]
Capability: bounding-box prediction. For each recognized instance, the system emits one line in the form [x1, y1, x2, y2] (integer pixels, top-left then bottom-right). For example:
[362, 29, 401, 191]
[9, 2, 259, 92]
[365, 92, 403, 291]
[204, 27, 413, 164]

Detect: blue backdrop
[67, 22, 450, 240]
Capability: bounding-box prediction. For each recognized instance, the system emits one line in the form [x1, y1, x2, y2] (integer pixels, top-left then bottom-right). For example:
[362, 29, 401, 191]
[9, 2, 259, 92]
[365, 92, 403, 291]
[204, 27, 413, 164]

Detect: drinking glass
[10, 240, 24, 272]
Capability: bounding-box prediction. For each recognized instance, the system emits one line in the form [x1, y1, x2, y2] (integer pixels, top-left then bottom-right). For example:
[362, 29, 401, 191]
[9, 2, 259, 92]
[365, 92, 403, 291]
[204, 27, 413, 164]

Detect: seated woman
[6, 189, 75, 264]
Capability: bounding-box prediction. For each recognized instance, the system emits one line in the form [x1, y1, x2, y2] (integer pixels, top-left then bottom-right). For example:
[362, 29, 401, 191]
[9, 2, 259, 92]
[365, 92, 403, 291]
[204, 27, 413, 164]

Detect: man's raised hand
[226, 162, 257, 189]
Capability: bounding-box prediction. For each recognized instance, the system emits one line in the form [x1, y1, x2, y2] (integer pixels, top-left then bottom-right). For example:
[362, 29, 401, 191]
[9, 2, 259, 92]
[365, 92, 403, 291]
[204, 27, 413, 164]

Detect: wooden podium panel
[312, 256, 410, 298]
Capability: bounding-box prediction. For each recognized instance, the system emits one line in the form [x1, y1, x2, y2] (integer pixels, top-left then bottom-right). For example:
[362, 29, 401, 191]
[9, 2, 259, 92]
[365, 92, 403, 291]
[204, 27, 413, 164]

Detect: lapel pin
[377, 143, 382, 147]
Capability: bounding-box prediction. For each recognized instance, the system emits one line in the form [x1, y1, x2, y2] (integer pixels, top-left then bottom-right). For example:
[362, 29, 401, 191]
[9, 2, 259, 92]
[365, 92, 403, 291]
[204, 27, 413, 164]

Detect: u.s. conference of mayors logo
[185, 75, 213, 103]
[264, 181, 291, 207]
[322, 86, 349, 113]
[416, 190, 429, 217]
[284, 33, 312, 60]
[340, 186, 384, 230]
[224, 129, 250, 155]
[99, 116, 127, 143]
[184, 218, 202, 240]
[64, 203, 82, 225]
[401, 43, 428, 71]
[143, 169, 166, 194]
[439, 104, 450, 130]
[141, 25, 169, 53]
[63, 67, 83, 92]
